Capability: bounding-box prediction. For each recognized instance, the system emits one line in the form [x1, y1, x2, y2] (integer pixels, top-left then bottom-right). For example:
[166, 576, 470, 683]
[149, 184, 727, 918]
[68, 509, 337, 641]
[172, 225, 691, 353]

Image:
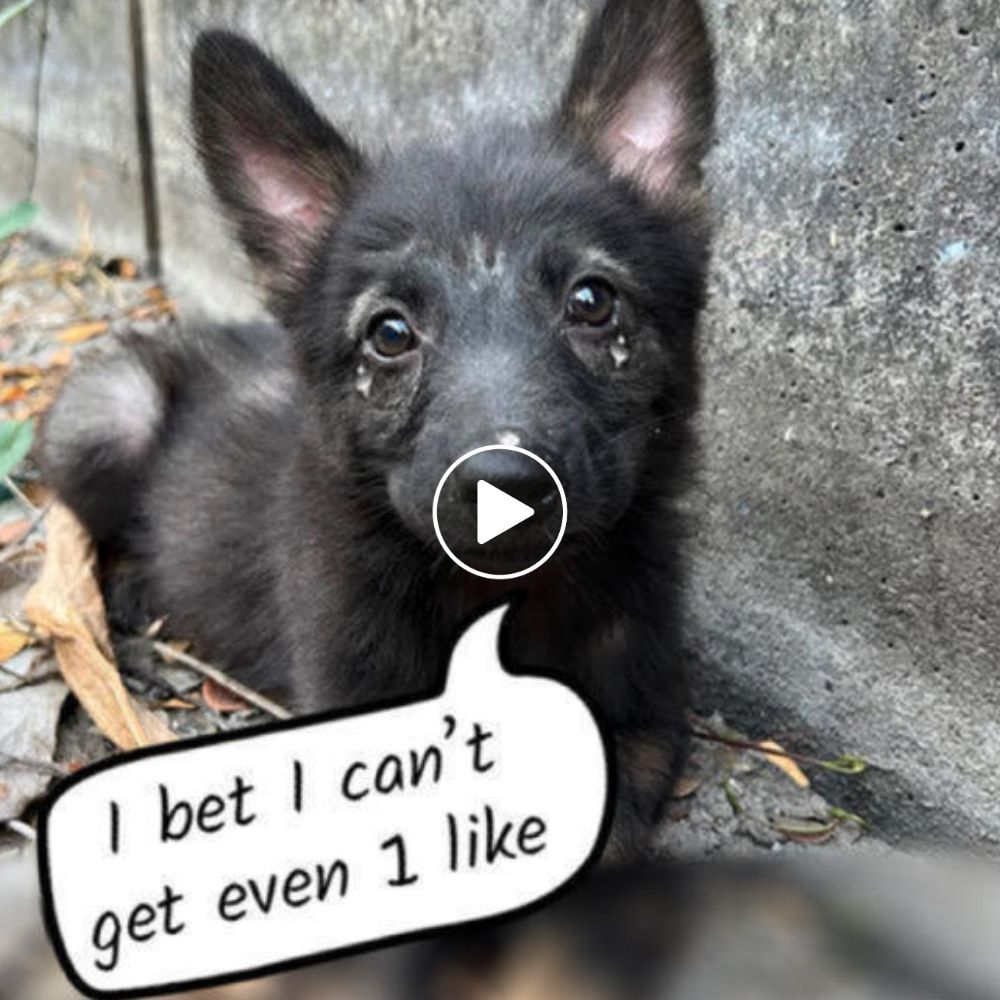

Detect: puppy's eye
[565, 279, 617, 327]
[367, 313, 417, 358]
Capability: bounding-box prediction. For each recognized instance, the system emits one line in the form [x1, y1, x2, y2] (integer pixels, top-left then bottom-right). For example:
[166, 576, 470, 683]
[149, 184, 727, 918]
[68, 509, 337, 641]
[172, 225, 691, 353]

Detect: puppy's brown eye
[367, 313, 416, 358]
[565, 279, 617, 326]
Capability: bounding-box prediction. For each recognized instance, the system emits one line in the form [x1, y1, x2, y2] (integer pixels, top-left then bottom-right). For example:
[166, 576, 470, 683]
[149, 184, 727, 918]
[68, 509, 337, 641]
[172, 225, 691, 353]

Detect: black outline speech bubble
[37, 597, 616, 999]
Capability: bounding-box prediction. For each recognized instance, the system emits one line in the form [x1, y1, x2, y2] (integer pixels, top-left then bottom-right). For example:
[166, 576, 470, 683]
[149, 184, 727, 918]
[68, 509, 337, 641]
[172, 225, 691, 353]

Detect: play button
[476, 480, 534, 544]
[432, 444, 568, 580]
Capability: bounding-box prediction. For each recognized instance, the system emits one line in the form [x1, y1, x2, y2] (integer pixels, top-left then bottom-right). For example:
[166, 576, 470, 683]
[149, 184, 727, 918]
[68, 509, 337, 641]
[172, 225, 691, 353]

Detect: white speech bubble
[39, 603, 612, 998]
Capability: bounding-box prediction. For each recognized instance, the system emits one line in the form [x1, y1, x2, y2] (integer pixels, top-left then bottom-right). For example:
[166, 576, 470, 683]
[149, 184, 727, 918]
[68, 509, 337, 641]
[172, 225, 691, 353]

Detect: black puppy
[42, 0, 715, 858]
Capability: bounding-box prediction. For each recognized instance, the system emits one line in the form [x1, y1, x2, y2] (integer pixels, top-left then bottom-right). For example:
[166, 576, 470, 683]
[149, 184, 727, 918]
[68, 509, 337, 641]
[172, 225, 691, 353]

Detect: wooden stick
[151, 641, 292, 720]
[6, 819, 36, 842]
[0, 751, 69, 777]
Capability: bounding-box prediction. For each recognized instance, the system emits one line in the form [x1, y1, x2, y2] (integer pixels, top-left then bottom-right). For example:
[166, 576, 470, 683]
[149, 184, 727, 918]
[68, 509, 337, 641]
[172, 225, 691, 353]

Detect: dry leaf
[772, 815, 838, 844]
[0, 384, 27, 405]
[201, 677, 250, 713]
[46, 347, 74, 368]
[0, 363, 42, 379]
[57, 319, 109, 344]
[0, 622, 31, 663]
[671, 775, 702, 799]
[0, 517, 30, 546]
[17, 388, 58, 419]
[757, 738, 810, 789]
[158, 697, 196, 711]
[23, 503, 175, 749]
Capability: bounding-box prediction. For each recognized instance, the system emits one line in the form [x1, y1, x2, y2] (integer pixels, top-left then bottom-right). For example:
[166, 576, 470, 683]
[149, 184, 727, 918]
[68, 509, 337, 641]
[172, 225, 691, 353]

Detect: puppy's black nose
[453, 448, 558, 508]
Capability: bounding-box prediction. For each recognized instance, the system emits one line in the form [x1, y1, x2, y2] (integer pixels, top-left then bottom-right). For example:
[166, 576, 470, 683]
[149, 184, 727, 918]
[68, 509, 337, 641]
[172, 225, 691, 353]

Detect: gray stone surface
[0, 0, 146, 260]
[0, 1, 997, 846]
[686, 0, 1000, 846]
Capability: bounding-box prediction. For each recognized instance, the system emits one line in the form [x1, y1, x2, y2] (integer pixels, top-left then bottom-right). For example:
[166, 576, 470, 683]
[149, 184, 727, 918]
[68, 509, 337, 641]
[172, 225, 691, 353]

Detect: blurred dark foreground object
[3, 850, 1000, 1000]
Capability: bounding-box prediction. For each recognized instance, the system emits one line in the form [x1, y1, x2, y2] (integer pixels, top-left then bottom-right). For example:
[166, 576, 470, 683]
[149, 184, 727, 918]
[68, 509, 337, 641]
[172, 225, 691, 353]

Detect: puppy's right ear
[557, 0, 715, 203]
[191, 31, 365, 299]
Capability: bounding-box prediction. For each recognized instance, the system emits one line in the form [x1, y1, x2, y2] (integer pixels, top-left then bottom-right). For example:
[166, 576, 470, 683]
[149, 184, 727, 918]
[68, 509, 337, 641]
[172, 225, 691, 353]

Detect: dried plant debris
[658, 713, 867, 859]
[23, 503, 175, 750]
[0, 238, 175, 423]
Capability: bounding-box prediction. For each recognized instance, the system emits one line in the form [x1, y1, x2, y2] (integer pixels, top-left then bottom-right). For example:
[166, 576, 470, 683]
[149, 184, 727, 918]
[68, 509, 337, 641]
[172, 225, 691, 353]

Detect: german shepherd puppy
[42, 0, 715, 859]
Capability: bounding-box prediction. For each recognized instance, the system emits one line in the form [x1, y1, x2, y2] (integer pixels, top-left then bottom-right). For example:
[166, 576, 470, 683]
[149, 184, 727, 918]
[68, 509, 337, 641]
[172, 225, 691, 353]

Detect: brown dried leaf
[0, 363, 42, 379]
[46, 347, 74, 368]
[0, 384, 27, 405]
[772, 815, 838, 844]
[23, 503, 174, 749]
[57, 319, 109, 345]
[0, 517, 30, 547]
[201, 677, 251, 714]
[158, 697, 196, 711]
[17, 388, 58, 419]
[758, 738, 811, 789]
[0, 622, 31, 663]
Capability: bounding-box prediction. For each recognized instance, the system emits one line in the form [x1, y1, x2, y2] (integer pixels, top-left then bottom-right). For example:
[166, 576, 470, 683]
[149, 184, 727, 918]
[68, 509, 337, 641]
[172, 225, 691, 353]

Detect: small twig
[0, 663, 59, 687]
[689, 725, 867, 775]
[3, 475, 37, 513]
[0, 751, 68, 777]
[5, 819, 37, 842]
[21, 496, 52, 537]
[152, 641, 292, 720]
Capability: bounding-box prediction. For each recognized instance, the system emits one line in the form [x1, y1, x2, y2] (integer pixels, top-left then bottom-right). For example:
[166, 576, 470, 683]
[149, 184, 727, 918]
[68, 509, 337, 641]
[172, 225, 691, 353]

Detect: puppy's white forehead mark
[465, 233, 508, 288]
[497, 431, 521, 447]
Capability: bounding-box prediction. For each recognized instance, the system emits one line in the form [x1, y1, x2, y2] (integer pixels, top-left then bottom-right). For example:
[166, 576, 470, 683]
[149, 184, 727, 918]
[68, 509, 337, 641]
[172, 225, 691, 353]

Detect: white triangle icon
[476, 480, 535, 545]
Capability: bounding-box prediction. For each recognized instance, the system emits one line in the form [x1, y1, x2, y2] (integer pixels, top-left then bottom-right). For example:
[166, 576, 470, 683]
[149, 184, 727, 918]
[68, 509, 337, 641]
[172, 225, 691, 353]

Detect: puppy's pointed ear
[191, 31, 365, 297]
[557, 0, 715, 201]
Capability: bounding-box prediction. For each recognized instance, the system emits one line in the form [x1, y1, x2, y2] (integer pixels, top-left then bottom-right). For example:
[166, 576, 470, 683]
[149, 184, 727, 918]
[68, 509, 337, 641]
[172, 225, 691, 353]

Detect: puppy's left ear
[557, 0, 715, 201]
[191, 30, 366, 300]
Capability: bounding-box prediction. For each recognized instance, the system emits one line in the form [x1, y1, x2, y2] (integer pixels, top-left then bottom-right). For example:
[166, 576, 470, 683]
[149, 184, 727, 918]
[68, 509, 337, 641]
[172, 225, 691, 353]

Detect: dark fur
[42, 0, 715, 859]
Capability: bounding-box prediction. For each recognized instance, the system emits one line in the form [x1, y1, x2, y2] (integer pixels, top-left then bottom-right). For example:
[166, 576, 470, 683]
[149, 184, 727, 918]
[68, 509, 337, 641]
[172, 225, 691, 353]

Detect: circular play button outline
[432, 444, 568, 580]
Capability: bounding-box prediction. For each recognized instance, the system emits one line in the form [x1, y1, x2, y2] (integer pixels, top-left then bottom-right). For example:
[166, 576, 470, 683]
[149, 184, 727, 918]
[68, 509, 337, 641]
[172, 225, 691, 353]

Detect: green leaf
[0, 420, 35, 482]
[0, 0, 36, 30]
[0, 200, 39, 242]
[819, 754, 869, 776]
[829, 806, 871, 830]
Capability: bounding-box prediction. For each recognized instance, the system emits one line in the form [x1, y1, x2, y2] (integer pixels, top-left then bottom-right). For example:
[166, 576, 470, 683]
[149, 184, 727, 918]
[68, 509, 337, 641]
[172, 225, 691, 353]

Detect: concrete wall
[0, 0, 146, 258]
[1, 0, 998, 845]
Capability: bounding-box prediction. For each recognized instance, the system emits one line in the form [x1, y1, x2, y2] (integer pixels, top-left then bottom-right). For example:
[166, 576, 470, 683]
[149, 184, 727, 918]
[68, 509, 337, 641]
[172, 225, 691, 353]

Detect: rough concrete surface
[0, 0, 146, 260]
[0, 1, 998, 847]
